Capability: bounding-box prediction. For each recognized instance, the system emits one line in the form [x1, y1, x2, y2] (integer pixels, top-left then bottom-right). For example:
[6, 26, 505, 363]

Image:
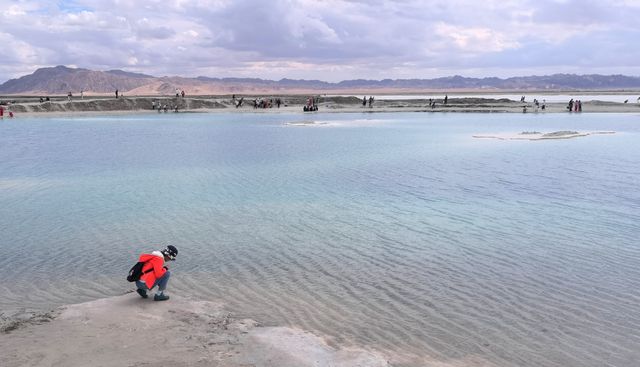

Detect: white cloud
[62, 11, 98, 26]
[0, 0, 638, 82]
[3, 4, 26, 16]
[434, 23, 521, 53]
[0, 32, 40, 63]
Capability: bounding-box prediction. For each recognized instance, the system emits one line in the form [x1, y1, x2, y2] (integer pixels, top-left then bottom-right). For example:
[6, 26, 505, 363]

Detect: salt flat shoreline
[2, 95, 640, 117]
[0, 293, 391, 367]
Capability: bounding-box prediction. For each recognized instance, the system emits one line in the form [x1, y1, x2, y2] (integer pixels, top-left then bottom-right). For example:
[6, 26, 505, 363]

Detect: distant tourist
[80, 89, 84, 99]
[362, 96, 367, 107]
[236, 97, 244, 108]
[115, 89, 119, 99]
[368, 96, 374, 108]
[444, 95, 448, 104]
[1, 105, 14, 118]
[46, 96, 50, 101]
[67, 91, 72, 101]
[0, 105, 13, 118]
[181, 90, 185, 98]
[152, 100, 156, 110]
[39, 97, 44, 103]
[567, 98, 574, 112]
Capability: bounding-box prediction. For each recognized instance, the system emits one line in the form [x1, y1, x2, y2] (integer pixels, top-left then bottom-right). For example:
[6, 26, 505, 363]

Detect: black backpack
[126, 261, 154, 282]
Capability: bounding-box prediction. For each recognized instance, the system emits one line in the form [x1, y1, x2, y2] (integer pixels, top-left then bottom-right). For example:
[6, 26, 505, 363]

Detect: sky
[0, 0, 639, 83]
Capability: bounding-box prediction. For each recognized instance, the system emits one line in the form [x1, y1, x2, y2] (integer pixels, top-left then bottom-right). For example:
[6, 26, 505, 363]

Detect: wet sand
[0, 293, 390, 367]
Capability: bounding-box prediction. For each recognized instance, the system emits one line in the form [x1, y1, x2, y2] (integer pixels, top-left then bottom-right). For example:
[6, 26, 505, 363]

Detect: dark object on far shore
[304, 96, 318, 112]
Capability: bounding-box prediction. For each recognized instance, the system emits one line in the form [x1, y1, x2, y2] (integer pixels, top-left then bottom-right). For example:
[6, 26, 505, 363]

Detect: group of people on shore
[522, 98, 546, 113]
[533, 98, 546, 111]
[151, 100, 179, 113]
[67, 90, 85, 101]
[252, 97, 282, 109]
[427, 96, 449, 108]
[567, 99, 582, 112]
[362, 96, 375, 108]
[0, 104, 15, 118]
[304, 96, 318, 111]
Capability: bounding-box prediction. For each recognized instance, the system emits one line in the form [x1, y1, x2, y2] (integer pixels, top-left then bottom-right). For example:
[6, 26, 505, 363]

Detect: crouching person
[135, 245, 178, 301]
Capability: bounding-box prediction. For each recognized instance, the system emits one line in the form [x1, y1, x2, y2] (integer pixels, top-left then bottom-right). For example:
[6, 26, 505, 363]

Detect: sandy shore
[0, 293, 389, 367]
[2, 95, 640, 117]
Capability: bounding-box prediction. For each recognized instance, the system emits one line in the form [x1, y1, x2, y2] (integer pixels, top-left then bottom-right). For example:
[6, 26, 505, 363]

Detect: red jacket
[138, 251, 166, 289]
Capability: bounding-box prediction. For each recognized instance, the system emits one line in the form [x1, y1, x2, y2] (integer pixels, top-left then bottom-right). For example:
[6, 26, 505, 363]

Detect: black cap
[163, 245, 178, 260]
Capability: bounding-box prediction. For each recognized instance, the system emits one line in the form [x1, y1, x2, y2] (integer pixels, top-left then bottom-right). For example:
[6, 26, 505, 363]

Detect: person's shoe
[154, 293, 170, 301]
[136, 288, 148, 299]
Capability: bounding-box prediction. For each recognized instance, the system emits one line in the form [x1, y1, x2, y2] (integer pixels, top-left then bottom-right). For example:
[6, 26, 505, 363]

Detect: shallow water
[1, 112, 639, 366]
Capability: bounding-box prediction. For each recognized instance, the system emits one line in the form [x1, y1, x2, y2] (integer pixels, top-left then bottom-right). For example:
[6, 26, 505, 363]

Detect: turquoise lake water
[1, 112, 639, 366]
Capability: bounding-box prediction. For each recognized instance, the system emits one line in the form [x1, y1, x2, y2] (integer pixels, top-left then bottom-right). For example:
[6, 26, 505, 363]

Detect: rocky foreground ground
[0, 294, 390, 367]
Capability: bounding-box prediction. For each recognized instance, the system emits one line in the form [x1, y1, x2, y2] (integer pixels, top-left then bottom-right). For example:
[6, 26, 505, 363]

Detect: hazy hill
[1, 66, 640, 95]
[0, 66, 154, 94]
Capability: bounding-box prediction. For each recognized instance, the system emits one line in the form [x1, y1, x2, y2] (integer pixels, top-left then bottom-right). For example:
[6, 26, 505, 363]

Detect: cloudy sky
[0, 0, 639, 83]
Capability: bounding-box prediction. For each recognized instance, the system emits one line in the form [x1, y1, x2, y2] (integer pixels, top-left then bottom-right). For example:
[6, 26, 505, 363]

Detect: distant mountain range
[1, 66, 640, 95]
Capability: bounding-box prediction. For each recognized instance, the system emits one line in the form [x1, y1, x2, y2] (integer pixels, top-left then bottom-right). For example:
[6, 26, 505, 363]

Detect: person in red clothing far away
[135, 245, 178, 301]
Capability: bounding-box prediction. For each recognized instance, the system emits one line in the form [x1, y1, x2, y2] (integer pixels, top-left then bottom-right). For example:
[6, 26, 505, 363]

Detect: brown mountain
[1, 66, 640, 95]
[0, 66, 155, 94]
